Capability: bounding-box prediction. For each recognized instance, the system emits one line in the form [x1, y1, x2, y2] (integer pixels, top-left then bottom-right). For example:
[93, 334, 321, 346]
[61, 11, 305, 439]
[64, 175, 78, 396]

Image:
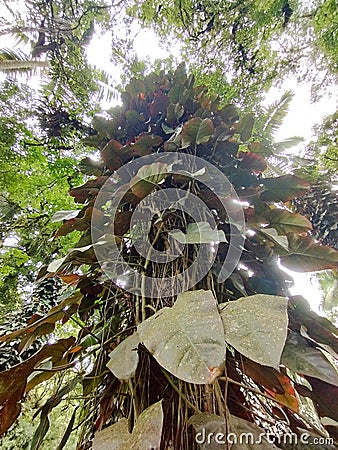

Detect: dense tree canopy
[0, 0, 337, 449]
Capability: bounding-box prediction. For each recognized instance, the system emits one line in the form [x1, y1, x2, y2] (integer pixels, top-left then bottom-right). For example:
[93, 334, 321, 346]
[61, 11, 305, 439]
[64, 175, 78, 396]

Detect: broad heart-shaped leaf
[107, 332, 140, 380]
[101, 139, 123, 171]
[260, 175, 310, 202]
[256, 228, 289, 251]
[219, 294, 288, 369]
[188, 413, 280, 449]
[238, 151, 267, 172]
[281, 332, 338, 387]
[169, 222, 227, 244]
[130, 162, 171, 199]
[181, 117, 214, 148]
[132, 134, 163, 156]
[280, 233, 338, 272]
[267, 209, 312, 234]
[235, 113, 254, 142]
[93, 401, 163, 450]
[138, 290, 226, 384]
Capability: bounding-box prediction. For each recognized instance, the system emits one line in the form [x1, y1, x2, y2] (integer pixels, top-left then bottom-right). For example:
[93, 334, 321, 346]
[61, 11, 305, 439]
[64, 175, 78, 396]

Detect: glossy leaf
[138, 290, 226, 384]
[239, 151, 267, 172]
[51, 210, 81, 223]
[219, 294, 288, 368]
[236, 113, 255, 141]
[281, 332, 338, 387]
[132, 134, 162, 156]
[281, 233, 338, 272]
[166, 103, 184, 125]
[261, 175, 310, 202]
[267, 209, 312, 234]
[265, 373, 299, 413]
[107, 332, 140, 380]
[149, 92, 170, 118]
[181, 117, 214, 148]
[130, 162, 171, 199]
[169, 222, 227, 244]
[101, 139, 124, 171]
[256, 227, 289, 251]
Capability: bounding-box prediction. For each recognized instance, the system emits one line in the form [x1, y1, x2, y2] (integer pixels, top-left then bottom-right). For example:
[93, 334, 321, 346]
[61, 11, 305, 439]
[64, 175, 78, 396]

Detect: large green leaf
[188, 413, 280, 449]
[132, 135, 163, 156]
[107, 332, 140, 380]
[281, 233, 338, 272]
[138, 290, 226, 384]
[130, 162, 171, 199]
[92, 401, 163, 450]
[169, 222, 227, 244]
[281, 332, 338, 387]
[219, 294, 288, 368]
[261, 175, 310, 202]
[181, 117, 214, 148]
[267, 209, 312, 234]
[236, 113, 255, 142]
[256, 228, 289, 251]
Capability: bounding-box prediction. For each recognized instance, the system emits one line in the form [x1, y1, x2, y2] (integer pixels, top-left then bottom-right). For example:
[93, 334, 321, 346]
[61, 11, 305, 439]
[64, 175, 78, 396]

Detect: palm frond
[274, 136, 304, 152]
[262, 90, 294, 136]
[0, 48, 49, 76]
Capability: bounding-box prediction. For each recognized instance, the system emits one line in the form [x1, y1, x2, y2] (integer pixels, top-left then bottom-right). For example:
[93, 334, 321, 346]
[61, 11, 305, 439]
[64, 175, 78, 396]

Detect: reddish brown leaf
[149, 92, 170, 118]
[266, 373, 299, 412]
[101, 139, 124, 171]
[111, 211, 133, 236]
[307, 376, 338, 421]
[238, 151, 267, 172]
[281, 233, 338, 272]
[241, 357, 284, 394]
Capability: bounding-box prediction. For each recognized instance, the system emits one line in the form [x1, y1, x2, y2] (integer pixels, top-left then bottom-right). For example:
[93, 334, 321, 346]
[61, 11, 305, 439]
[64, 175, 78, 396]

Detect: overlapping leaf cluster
[1, 64, 338, 449]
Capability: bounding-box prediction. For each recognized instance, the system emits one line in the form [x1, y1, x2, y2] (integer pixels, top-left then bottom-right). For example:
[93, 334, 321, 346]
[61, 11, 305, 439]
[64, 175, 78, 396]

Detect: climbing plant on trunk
[0, 64, 337, 449]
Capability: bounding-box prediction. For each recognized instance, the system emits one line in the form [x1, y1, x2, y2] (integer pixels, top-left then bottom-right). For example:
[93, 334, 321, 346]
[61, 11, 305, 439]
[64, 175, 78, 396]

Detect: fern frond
[262, 90, 294, 136]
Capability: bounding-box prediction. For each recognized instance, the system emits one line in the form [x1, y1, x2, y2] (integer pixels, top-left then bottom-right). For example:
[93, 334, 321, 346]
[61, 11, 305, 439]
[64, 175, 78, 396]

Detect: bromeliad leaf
[280, 233, 338, 272]
[107, 332, 140, 380]
[281, 332, 338, 387]
[138, 290, 226, 384]
[93, 401, 163, 450]
[261, 175, 310, 202]
[181, 117, 214, 148]
[169, 222, 227, 244]
[219, 294, 288, 369]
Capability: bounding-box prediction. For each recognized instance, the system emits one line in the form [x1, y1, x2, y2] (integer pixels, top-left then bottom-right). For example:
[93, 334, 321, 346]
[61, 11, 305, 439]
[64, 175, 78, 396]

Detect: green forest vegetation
[0, 0, 337, 448]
